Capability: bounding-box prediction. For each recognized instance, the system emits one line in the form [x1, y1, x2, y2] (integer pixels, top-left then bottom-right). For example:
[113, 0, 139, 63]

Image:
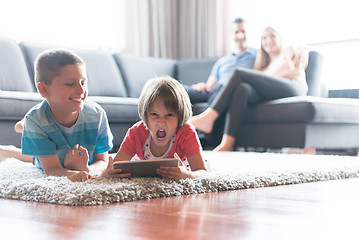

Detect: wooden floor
[1, 178, 359, 240]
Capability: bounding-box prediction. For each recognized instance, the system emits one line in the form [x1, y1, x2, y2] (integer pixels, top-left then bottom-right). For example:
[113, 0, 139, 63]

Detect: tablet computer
[113, 158, 179, 177]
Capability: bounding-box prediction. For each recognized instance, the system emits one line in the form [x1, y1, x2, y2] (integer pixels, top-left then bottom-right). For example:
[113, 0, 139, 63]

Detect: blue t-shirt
[209, 48, 257, 85]
[21, 100, 113, 170]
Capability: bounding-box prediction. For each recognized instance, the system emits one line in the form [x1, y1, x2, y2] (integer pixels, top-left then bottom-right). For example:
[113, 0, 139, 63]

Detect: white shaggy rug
[1, 151, 359, 206]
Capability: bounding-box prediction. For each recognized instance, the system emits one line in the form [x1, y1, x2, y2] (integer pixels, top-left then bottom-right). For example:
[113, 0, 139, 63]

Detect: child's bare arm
[100, 154, 131, 178]
[64, 146, 110, 173]
[186, 152, 207, 173]
[100, 149, 133, 178]
[113, 149, 133, 162]
[63, 146, 132, 178]
[157, 152, 207, 180]
[38, 155, 93, 182]
[63, 144, 90, 172]
[88, 152, 108, 172]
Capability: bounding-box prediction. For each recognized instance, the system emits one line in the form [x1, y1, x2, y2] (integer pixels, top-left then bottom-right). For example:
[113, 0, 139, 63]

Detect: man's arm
[191, 56, 222, 93]
[205, 76, 218, 92]
[191, 76, 218, 92]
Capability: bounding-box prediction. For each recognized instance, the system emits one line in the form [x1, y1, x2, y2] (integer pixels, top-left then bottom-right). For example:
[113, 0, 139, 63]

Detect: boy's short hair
[138, 76, 192, 129]
[34, 49, 85, 85]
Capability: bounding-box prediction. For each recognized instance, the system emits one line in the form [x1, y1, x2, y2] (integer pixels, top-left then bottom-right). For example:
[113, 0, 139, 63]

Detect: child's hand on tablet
[157, 153, 189, 180]
[101, 156, 131, 178]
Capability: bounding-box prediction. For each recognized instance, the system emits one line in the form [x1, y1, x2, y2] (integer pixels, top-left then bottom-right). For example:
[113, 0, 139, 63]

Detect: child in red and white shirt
[111, 76, 207, 180]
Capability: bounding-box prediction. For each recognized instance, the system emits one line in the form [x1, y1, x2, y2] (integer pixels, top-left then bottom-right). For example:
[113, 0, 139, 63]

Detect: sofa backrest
[0, 38, 35, 92]
[305, 51, 324, 97]
[19, 42, 128, 97]
[176, 57, 217, 86]
[177, 52, 323, 97]
[11, 40, 323, 99]
[113, 53, 177, 98]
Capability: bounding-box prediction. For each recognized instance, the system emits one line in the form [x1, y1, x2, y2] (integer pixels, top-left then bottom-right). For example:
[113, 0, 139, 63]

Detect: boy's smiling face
[38, 64, 88, 126]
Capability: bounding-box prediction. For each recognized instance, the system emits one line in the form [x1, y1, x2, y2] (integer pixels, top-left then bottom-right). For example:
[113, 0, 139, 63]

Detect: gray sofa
[0, 37, 216, 150]
[1, 37, 359, 153]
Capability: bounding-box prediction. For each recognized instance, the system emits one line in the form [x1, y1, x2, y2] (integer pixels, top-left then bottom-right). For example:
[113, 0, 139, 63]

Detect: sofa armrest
[306, 51, 324, 97]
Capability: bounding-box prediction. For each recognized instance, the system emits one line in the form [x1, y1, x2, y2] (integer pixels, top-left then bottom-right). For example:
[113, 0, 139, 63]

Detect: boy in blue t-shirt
[17, 49, 121, 182]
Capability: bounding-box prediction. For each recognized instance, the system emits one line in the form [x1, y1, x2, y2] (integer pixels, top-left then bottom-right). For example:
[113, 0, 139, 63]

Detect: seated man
[184, 17, 256, 104]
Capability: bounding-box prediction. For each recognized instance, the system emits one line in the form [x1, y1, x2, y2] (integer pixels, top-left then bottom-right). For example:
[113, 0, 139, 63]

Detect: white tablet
[113, 158, 179, 177]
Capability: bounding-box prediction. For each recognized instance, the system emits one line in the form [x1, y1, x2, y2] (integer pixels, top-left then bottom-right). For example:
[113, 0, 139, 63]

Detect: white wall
[0, 0, 125, 51]
[1, 0, 357, 89]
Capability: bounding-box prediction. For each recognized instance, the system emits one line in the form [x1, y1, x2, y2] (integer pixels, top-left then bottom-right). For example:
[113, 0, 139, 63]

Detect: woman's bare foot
[213, 134, 235, 152]
[188, 108, 219, 134]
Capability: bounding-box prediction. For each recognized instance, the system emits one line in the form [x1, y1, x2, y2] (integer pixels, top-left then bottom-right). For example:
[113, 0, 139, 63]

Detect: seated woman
[189, 27, 309, 151]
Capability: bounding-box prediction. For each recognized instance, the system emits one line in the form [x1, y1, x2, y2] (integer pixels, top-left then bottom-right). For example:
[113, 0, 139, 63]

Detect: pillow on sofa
[0, 38, 35, 92]
[19, 42, 128, 97]
[113, 53, 177, 98]
[176, 57, 217, 86]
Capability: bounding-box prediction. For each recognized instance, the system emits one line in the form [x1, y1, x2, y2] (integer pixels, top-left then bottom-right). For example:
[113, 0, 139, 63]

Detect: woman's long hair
[253, 27, 283, 71]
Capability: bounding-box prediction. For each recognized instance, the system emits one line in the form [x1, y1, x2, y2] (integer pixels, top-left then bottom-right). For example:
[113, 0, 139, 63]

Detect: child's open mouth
[156, 129, 166, 139]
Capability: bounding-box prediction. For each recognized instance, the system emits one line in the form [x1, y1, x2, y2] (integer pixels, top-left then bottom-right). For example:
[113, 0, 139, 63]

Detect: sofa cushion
[0, 38, 34, 92]
[0, 91, 43, 120]
[113, 53, 176, 98]
[19, 42, 127, 97]
[87, 96, 139, 123]
[176, 57, 217, 85]
[245, 96, 359, 124]
[0, 90, 139, 125]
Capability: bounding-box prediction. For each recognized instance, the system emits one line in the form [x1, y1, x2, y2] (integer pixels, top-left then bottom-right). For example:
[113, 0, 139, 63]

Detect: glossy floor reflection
[1, 178, 359, 239]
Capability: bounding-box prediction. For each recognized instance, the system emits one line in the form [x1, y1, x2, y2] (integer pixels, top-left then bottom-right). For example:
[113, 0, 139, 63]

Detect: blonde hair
[138, 76, 192, 129]
[34, 49, 85, 85]
[254, 27, 283, 71]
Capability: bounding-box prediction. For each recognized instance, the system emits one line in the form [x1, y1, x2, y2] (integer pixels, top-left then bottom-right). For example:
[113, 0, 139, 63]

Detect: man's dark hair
[233, 18, 244, 23]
